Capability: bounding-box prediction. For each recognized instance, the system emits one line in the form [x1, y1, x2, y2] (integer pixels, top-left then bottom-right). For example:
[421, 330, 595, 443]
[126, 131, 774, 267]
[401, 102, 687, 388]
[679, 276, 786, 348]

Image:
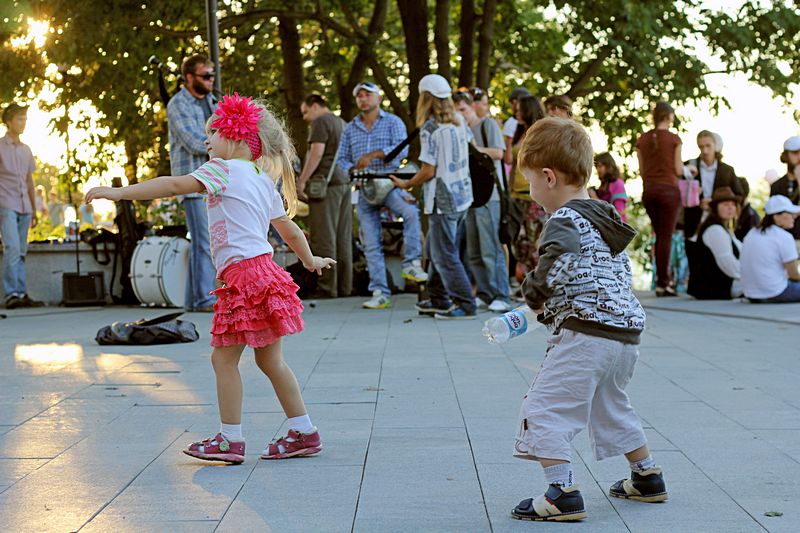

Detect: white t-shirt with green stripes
[190, 158, 286, 275]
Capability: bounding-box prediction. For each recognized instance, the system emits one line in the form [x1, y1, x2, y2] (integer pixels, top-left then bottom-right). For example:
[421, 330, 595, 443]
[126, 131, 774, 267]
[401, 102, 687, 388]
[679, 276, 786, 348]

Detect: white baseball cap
[352, 81, 381, 97]
[764, 195, 800, 215]
[418, 74, 452, 99]
[783, 136, 800, 152]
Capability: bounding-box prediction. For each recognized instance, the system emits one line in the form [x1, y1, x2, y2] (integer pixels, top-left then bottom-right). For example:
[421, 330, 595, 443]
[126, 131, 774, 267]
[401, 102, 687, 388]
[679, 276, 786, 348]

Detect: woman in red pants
[636, 102, 683, 296]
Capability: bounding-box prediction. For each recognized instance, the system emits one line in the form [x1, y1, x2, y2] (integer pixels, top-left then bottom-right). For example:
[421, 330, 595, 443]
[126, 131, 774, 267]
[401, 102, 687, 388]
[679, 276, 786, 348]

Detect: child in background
[86, 94, 335, 464]
[511, 117, 667, 522]
[591, 152, 628, 222]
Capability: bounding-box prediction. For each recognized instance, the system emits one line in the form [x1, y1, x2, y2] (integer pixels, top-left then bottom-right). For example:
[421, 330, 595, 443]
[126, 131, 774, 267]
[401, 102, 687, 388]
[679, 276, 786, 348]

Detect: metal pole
[206, 0, 221, 95]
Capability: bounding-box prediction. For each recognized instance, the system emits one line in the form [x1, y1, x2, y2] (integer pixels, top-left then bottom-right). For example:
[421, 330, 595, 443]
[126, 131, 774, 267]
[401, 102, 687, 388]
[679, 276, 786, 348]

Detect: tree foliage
[2, 0, 798, 185]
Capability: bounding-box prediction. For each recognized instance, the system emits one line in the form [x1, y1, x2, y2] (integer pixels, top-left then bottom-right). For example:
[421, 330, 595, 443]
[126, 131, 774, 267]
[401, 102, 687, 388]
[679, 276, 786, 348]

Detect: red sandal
[261, 428, 322, 460]
[183, 433, 245, 464]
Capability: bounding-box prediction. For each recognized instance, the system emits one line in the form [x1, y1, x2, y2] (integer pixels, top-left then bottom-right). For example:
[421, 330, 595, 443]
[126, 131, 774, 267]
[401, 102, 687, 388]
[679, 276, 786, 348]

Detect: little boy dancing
[511, 117, 667, 521]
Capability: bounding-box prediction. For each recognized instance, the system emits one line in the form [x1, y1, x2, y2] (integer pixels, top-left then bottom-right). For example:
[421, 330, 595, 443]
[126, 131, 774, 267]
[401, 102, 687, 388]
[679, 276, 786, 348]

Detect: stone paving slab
[0, 295, 798, 532]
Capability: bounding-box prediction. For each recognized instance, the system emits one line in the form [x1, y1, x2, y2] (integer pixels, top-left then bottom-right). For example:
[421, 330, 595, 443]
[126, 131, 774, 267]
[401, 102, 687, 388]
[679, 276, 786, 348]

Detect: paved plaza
[0, 294, 799, 532]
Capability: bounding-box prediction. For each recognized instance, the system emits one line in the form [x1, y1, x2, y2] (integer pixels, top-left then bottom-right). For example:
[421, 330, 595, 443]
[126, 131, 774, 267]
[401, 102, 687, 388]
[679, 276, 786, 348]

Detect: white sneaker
[401, 260, 429, 283]
[488, 299, 512, 313]
[476, 298, 490, 310]
[362, 290, 391, 309]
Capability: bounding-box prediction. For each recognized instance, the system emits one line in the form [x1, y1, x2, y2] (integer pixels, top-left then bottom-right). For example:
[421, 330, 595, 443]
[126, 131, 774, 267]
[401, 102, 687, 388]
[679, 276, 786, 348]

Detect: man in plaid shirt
[166, 54, 217, 311]
[337, 82, 427, 309]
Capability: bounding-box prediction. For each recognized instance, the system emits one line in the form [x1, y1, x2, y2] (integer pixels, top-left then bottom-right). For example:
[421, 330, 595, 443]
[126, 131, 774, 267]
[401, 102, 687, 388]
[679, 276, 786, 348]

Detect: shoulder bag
[305, 142, 340, 200]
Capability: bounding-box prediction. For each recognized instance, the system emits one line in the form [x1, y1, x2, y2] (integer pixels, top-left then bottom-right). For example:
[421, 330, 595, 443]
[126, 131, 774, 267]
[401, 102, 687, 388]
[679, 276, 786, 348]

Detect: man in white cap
[770, 135, 800, 239]
[337, 81, 427, 309]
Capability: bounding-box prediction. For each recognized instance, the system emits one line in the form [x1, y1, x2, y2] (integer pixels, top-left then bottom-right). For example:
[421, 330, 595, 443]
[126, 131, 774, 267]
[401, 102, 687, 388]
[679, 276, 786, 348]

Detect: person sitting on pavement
[734, 177, 760, 242]
[337, 81, 427, 309]
[740, 195, 800, 303]
[391, 74, 477, 320]
[687, 186, 743, 300]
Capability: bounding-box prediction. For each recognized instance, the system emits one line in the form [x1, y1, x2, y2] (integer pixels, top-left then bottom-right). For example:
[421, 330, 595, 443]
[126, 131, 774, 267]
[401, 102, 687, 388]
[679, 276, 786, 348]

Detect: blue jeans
[761, 281, 800, 303]
[182, 197, 216, 309]
[426, 211, 476, 313]
[465, 200, 509, 303]
[357, 188, 422, 296]
[0, 207, 32, 300]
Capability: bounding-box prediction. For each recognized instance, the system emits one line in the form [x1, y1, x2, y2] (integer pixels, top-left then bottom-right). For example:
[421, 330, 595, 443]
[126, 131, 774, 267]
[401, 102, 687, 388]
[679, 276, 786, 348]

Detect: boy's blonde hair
[517, 117, 593, 187]
[205, 100, 298, 217]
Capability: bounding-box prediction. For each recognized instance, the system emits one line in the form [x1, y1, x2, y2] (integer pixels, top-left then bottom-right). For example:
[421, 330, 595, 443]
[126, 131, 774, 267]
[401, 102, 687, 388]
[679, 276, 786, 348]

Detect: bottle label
[502, 310, 528, 338]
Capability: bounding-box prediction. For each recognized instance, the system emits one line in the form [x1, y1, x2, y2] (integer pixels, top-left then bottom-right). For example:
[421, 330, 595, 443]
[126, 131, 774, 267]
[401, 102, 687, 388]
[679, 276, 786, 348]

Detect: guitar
[350, 165, 418, 205]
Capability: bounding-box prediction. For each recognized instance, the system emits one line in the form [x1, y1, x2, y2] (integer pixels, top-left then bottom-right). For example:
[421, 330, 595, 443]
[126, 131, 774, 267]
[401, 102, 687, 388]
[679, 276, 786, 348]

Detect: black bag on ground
[95, 312, 199, 345]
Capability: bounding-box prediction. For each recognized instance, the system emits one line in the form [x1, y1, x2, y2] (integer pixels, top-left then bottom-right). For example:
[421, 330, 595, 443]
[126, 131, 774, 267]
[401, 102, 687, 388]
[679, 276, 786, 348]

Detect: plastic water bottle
[482, 305, 541, 344]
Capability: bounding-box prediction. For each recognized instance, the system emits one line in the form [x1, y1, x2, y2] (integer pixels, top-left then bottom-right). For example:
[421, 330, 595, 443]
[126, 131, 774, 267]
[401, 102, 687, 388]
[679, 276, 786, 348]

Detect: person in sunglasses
[166, 54, 218, 312]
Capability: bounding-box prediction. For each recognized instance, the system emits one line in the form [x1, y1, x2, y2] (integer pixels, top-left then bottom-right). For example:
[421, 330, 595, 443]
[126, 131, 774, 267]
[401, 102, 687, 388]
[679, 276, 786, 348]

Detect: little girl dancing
[86, 94, 335, 464]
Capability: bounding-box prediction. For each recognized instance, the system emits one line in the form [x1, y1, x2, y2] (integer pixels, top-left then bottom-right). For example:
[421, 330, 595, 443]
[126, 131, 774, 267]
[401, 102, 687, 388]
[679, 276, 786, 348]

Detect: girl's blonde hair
[204, 99, 298, 218]
[416, 92, 460, 127]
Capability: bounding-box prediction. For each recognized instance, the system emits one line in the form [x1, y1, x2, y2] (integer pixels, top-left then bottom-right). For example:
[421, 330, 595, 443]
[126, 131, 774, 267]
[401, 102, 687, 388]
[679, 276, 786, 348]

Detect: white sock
[543, 463, 574, 487]
[630, 454, 656, 473]
[220, 423, 243, 441]
[288, 414, 315, 434]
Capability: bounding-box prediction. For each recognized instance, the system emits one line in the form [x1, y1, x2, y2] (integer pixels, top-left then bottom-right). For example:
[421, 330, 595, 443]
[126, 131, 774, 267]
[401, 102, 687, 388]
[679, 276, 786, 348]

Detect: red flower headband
[211, 93, 263, 160]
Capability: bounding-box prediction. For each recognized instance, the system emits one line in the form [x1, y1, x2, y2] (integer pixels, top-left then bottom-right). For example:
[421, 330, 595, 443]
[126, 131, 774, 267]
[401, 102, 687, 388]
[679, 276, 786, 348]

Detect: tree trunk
[458, 0, 475, 87]
[341, 0, 389, 121]
[277, 17, 307, 155]
[397, 0, 430, 119]
[434, 0, 451, 81]
[475, 0, 497, 90]
[125, 138, 139, 185]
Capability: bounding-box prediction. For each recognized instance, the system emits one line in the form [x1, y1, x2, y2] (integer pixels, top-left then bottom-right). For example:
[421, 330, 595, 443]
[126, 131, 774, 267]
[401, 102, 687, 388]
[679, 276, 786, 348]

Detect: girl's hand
[304, 256, 336, 275]
[85, 187, 122, 203]
[389, 175, 408, 189]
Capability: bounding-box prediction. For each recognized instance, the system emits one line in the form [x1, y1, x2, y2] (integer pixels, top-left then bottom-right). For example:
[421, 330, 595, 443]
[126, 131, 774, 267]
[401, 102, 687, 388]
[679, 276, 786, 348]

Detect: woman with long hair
[391, 74, 476, 319]
[592, 152, 628, 222]
[636, 101, 683, 296]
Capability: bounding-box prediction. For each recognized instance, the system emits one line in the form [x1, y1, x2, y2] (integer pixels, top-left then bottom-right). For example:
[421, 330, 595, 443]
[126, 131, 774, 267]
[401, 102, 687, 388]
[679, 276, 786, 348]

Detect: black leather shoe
[19, 295, 44, 308]
[512, 484, 587, 521]
[610, 466, 668, 502]
[4, 296, 22, 309]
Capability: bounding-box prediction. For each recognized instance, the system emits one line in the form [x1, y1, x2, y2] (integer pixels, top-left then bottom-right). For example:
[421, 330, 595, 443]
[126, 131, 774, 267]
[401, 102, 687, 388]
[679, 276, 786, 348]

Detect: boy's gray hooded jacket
[522, 199, 646, 344]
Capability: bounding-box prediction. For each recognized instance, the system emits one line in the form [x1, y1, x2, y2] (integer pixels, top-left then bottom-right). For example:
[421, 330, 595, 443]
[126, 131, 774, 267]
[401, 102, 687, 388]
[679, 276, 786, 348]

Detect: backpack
[468, 143, 496, 208]
[95, 312, 199, 345]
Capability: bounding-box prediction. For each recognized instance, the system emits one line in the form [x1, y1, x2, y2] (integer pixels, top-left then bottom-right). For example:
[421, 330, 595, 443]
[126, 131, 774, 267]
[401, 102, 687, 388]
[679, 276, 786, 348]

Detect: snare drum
[130, 237, 190, 307]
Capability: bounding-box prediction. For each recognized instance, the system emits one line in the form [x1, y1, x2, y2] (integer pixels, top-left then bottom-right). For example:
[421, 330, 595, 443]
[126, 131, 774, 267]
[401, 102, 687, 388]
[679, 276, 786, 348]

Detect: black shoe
[433, 307, 476, 320]
[18, 295, 44, 308]
[512, 484, 587, 522]
[414, 299, 453, 315]
[4, 296, 22, 309]
[609, 467, 668, 502]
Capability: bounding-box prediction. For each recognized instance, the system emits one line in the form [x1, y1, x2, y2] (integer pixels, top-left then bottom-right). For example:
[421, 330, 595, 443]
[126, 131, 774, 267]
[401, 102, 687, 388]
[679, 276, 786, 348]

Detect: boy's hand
[85, 187, 122, 203]
[304, 256, 336, 276]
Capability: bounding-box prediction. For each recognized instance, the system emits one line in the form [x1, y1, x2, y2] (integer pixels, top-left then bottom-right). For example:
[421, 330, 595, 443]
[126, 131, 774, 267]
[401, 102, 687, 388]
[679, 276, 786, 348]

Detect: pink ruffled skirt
[210, 253, 304, 348]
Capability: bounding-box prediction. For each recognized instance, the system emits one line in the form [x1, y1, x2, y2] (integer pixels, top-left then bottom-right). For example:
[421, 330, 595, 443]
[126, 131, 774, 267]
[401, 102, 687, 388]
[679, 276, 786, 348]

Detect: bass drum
[130, 237, 190, 307]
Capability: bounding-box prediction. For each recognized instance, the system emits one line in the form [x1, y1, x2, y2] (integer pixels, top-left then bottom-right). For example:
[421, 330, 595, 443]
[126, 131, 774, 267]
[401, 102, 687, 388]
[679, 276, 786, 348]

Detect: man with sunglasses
[338, 81, 427, 309]
[166, 54, 218, 312]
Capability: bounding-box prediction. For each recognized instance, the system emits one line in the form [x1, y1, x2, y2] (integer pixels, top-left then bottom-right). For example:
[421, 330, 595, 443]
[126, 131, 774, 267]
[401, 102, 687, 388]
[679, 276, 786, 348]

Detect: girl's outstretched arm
[271, 215, 335, 275]
[85, 175, 204, 203]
